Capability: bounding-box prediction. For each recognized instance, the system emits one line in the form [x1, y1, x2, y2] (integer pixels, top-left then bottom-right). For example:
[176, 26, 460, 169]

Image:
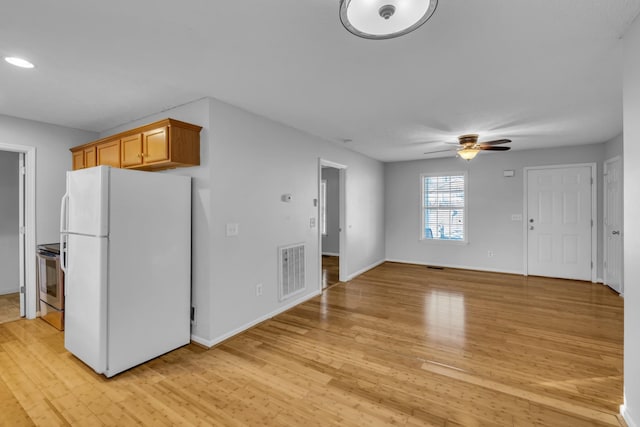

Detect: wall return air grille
[279, 243, 306, 301]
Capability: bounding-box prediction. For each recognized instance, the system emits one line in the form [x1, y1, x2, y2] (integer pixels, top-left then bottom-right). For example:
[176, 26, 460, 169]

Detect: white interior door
[604, 157, 623, 293]
[18, 153, 25, 317]
[526, 165, 593, 281]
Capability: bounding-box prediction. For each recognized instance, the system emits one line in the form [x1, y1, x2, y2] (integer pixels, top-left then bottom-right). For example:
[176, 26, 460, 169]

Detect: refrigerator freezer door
[64, 234, 108, 374]
[66, 166, 109, 237]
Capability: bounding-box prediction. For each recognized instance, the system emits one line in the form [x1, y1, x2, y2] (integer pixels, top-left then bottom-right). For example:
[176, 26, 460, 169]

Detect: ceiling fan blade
[423, 148, 455, 154]
[478, 138, 511, 146]
[479, 146, 511, 151]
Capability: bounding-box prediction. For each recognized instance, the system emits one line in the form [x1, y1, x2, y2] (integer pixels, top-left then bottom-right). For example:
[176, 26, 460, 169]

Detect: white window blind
[421, 173, 466, 241]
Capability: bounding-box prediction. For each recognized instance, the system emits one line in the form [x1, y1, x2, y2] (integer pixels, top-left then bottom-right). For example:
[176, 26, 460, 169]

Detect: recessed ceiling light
[4, 57, 35, 69]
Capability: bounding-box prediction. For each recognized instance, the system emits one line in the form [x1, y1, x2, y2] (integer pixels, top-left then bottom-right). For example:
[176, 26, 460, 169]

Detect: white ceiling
[1, 0, 639, 162]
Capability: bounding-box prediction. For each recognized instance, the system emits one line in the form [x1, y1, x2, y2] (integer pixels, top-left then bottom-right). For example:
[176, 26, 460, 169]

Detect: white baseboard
[322, 252, 339, 257]
[190, 289, 322, 348]
[622, 403, 638, 427]
[0, 288, 20, 296]
[346, 259, 386, 281]
[385, 258, 523, 276]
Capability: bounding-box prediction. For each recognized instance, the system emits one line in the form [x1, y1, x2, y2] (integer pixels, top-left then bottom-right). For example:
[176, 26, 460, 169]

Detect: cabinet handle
[137, 153, 141, 158]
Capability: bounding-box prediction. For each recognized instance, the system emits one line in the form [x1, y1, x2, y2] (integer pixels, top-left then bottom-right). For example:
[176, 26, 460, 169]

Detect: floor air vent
[279, 243, 305, 301]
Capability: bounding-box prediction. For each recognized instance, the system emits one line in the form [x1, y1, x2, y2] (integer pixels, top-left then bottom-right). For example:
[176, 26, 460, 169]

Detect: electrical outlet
[488, 250, 494, 257]
[256, 283, 263, 296]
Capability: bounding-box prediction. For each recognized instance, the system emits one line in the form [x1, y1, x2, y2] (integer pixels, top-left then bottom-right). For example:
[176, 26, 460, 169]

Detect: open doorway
[0, 143, 37, 321]
[0, 151, 21, 323]
[319, 159, 347, 289]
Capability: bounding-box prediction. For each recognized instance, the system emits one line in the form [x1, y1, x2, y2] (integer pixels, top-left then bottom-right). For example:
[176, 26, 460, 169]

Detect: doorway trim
[0, 142, 37, 318]
[319, 159, 348, 285]
[522, 163, 597, 282]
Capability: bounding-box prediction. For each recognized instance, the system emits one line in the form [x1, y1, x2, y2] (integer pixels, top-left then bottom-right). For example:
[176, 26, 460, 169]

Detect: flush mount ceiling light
[4, 56, 35, 69]
[339, 0, 438, 40]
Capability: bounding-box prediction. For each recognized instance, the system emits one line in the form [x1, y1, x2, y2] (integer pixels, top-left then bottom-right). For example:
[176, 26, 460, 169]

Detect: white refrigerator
[60, 166, 191, 377]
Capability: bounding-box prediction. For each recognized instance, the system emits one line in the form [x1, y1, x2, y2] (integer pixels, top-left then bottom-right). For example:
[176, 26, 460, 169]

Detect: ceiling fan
[424, 134, 512, 160]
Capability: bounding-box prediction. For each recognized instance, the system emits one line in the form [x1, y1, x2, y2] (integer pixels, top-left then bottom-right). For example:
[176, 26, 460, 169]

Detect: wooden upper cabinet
[70, 118, 202, 172]
[121, 134, 144, 167]
[97, 140, 121, 168]
[142, 127, 169, 165]
[71, 146, 96, 170]
[84, 147, 97, 168]
[72, 150, 84, 170]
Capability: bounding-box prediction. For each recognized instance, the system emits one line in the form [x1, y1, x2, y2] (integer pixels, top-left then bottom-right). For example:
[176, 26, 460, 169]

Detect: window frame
[420, 171, 469, 244]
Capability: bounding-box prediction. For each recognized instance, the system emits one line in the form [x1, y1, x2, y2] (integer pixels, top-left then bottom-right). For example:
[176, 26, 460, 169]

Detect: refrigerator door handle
[60, 234, 68, 280]
[60, 191, 69, 232]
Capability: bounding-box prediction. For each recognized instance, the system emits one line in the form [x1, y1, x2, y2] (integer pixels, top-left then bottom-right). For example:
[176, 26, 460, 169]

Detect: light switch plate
[226, 223, 239, 236]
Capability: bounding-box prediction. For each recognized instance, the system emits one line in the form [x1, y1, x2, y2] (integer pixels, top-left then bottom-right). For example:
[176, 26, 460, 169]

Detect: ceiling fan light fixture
[339, 0, 438, 40]
[457, 147, 480, 161]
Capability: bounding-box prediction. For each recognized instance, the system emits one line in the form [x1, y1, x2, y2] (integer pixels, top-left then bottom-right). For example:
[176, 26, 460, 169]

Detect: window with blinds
[421, 172, 467, 241]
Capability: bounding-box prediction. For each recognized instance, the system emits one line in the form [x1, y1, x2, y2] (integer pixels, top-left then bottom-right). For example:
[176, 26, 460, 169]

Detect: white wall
[0, 115, 98, 244]
[0, 151, 19, 295]
[321, 167, 340, 255]
[605, 133, 623, 160]
[100, 97, 386, 346]
[623, 14, 640, 427]
[385, 143, 605, 276]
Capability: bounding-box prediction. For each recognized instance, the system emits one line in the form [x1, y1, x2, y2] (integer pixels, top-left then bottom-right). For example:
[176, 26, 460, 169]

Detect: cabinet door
[97, 140, 121, 168]
[121, 134, 143, 167]
[143, 127, 169, 164]
[84, 147, 96, 168]
[72, 151, 84, 170]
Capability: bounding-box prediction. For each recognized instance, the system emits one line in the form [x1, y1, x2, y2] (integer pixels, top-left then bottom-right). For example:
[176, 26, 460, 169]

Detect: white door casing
[604, 157, 623, 294]
[18, 153, 26, 317]
[318, 159, 348, 285]
[525, 164, 595, 281]
[0, 143, 36, 319]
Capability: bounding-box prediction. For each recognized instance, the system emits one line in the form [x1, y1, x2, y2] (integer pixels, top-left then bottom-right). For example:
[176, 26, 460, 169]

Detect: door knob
[529, 226, 534, 230]
[612, 230, 620, 235]
[529, 218, 534, 223]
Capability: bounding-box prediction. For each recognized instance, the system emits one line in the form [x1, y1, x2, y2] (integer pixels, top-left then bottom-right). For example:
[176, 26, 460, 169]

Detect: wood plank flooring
[0, 292, 20, 324]
[0, 262, 624, 426]
[322, 255, 339, 289]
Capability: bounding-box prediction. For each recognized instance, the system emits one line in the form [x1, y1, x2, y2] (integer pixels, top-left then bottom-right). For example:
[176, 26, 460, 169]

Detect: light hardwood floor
[0, 262, 624, 426]
[322, 255, 339, 289]
[0, 292, 20, 325]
